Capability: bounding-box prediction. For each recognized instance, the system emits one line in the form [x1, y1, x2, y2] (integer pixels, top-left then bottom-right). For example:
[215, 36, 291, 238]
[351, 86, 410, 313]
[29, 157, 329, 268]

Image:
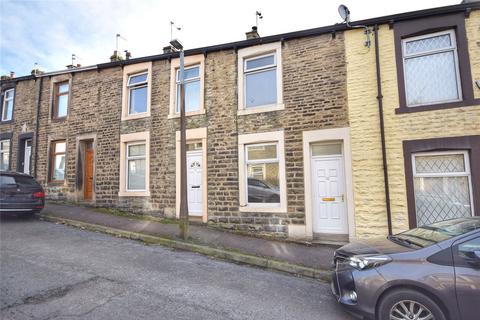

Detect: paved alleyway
[1, 217, 354, 320]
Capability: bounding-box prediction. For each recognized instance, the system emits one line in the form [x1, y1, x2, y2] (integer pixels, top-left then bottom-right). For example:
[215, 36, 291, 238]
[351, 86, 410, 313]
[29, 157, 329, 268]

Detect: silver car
[331, 217, 480, 320]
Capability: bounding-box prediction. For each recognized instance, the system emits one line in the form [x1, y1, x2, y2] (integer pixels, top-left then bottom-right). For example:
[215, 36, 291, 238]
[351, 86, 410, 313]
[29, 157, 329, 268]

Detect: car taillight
[33, 191, 45, 198]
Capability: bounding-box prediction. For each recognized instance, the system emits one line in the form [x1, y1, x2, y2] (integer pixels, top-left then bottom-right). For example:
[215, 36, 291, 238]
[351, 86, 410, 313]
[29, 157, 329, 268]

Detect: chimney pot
[246, 26, 260, 40]
[10, 71, 15, 78]
[163, 45, 174, 54]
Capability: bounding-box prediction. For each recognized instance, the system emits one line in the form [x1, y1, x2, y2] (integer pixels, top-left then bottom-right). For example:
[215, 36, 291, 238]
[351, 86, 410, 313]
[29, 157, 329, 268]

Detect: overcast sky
[0, 0, 460, 76]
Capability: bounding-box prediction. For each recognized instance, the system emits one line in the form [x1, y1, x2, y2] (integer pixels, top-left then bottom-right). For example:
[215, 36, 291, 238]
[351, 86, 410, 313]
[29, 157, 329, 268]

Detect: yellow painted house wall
[345, 11, 480, 238]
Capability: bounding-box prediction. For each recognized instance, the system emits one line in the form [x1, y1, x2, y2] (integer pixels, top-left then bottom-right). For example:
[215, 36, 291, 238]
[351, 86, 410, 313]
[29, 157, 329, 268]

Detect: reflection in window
[246, 143, 280, 203]
[126, 143, 146, 190]
[244, 54, 277, 108]
[50, 141, 66, 181]
[176, 65, 201, 113]
[127, 72, 148, 115]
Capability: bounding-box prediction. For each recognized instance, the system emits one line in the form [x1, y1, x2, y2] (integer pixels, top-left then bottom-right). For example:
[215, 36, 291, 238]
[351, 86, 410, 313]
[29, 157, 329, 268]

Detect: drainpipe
[33, 76, 43, 178]
[373, 25, 393, 235]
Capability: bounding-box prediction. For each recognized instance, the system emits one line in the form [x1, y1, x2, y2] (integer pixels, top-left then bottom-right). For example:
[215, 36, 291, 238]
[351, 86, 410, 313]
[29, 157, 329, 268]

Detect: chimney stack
[110, 50, 123, 62]
[9, 71, 15, 78]
[246, 26, 260, 40]
[124, 50, 132, 60]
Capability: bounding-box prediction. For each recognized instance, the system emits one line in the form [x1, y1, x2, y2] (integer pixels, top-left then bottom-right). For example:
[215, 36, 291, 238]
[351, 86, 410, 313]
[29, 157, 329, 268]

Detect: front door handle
[191, 186, 200, 189]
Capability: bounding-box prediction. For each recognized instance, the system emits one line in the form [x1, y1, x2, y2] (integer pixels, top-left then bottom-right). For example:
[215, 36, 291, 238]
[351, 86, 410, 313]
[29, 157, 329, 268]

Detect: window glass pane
[58, 83, 69, 94]
[245, 69, 277, 107]
[128, 159, 146, 190]
[458, 238, 480, 260]
[414, 176, 472, 226]
[415, 154, 465, 174]
[128, 73, 147, 85]
[311, 143, 342, 156]
[55, 142, 66, 153]
[247, 163, 280, 203]
[187, 142, 202, 151]
[405, 34, 451, 55]
[0, 152, 9, 171]
[246, 55, 275, 70]
[177, 66, 200, 81]
[405, 51, 459, 106]
[53, 154, 65, 180]
[176, 80, 200, 113]
[0, 175, 16, 185]
[129, 86, 147, 114]
[4, 100, 13, 120]
[128, 144, 145, 157]
[247, 144, 277, 160]
[5, 90, 14, 99]
[13, 175, 39, 187]
[57, 95, 68, 117]
[1, 140, 9, 150]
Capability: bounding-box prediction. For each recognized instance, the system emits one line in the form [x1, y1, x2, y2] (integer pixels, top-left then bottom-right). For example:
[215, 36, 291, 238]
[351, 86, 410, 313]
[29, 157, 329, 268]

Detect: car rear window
[0, 175, 39, 187]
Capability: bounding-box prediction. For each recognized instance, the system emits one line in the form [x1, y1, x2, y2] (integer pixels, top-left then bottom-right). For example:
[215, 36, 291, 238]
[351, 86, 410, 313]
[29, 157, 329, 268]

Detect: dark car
[0, 171, 45, 216]
[332, 217, 480, 320]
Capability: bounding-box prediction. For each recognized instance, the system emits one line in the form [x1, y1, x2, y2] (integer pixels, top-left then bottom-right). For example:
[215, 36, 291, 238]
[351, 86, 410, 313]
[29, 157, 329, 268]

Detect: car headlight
[348, 255, 392, 270]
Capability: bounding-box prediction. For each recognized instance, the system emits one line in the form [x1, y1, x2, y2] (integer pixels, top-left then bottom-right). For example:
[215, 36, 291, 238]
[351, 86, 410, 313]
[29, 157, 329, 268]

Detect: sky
[0, 0, 460, 77]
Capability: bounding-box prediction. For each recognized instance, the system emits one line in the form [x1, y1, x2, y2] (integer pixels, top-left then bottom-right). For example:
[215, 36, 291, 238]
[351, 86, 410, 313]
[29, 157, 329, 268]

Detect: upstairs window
[244, 53, 277, 108]
[402, 30, 462, 107]
[175, 65, 201, 113]
[53, 82, 69, 118]
[50, 140, 66, 182]
[0, 139, 10, 171]
[127, 72, 148, 115]
[2, 89, 14, 121]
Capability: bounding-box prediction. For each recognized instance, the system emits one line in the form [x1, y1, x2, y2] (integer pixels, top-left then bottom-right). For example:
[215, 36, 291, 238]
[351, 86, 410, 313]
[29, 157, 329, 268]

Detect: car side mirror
[460, 248, 480, 267]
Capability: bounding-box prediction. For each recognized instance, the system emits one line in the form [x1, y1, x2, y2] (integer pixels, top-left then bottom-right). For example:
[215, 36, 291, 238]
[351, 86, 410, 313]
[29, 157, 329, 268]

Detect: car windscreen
[0, 175, 39, 188]
[396, 218, 480, 247]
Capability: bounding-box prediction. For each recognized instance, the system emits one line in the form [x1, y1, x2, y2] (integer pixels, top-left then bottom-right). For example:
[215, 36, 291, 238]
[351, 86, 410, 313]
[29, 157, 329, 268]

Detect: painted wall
[346, 11, 480, 238]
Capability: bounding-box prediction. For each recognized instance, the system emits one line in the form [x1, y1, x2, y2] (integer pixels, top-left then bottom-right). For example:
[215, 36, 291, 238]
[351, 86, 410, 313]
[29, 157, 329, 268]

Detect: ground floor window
[0, 139, 10, 171]
[126, 142, 146, 191]
[246, 143, 280, 204]
[50, 140, 66, 182]
[412, 151, 473, 226]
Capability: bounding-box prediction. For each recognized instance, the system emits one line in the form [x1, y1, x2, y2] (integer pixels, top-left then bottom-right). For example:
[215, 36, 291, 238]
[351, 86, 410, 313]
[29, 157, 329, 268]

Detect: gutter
[373, 25, 393, 235]
[33, 77, 43, 178]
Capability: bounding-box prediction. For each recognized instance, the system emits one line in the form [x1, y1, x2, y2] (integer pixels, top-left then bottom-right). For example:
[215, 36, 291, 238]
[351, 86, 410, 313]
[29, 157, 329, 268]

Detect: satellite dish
[338, 4, 350, 23]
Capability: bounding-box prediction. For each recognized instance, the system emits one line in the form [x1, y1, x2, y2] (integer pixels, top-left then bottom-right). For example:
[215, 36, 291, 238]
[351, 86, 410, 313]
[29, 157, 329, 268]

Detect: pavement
[0, 217, 355, 320]
[41, 203, 338, 277]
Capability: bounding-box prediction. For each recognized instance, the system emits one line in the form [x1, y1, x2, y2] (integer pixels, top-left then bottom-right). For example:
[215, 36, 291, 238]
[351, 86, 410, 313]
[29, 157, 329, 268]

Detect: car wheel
[377, 289, 446, 320]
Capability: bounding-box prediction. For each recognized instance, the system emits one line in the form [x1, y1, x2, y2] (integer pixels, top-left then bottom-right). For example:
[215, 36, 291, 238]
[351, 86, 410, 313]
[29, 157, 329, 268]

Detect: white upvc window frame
[121, 62, 152, 121]
[2, 88, 14, 121]
[0, 139, 10, 171]
[238, 130, 287, 213]
[175, 64, 201, 113]
[245, 142, 280, 207]
[412, 150, 474, 215]
[402, 29, 462, 107]
[119, 131, 150, 197]
[125, 141, 147, 192]
[127, 71, 149, 116]
[237, 42, 284, 115]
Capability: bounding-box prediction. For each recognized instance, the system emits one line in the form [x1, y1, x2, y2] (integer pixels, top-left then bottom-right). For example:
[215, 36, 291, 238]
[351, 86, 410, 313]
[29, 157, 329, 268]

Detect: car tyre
[377, 289, 446, 320]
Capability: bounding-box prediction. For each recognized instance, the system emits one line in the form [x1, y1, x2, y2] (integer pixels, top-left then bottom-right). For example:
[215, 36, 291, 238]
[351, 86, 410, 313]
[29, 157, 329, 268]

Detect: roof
[2, 2, 479, 83]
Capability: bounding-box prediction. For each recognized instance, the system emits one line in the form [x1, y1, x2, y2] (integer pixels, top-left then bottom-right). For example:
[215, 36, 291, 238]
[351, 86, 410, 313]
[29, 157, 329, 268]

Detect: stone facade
[346, 10, 480, 238]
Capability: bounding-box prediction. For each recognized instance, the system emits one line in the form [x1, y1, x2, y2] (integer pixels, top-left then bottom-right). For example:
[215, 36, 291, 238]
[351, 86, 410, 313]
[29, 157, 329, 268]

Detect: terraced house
[1, 2, 479, 243]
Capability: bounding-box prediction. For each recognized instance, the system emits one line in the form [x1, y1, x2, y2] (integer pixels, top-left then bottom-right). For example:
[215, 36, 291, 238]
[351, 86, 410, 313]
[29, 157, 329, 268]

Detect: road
[0, 217, 355, 320]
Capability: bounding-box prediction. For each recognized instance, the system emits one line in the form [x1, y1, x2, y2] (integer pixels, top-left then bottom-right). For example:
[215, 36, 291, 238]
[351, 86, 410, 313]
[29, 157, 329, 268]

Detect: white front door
[23, 139, 32, 175]
[187, 151, 203, 216]
[311, 156, 348, 234]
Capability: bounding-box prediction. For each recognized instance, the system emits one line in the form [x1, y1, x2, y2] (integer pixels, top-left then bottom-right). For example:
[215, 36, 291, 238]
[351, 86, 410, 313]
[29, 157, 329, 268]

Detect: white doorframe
[186, 150, 203, 216]
[23, 139, 32, 175]
[288, 127, 356, 241]
[176, 127, 208, 222]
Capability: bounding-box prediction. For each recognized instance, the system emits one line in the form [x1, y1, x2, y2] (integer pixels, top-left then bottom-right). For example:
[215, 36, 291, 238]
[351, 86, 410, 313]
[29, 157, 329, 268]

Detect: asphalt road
[0, 217, 355, 320]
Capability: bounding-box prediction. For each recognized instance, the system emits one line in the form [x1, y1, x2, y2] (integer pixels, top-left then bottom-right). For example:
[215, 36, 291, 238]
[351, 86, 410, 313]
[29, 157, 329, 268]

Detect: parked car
[332, 217, 480, 320]
[0, 171, 45, 216]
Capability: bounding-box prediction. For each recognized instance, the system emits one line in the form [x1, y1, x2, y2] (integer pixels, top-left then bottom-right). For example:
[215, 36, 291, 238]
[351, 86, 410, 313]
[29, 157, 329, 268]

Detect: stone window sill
[395, 99, 480, 114]
[167, 109, 206, 119]
[237, 103, 284, 116]
[118, 190, 151, 197]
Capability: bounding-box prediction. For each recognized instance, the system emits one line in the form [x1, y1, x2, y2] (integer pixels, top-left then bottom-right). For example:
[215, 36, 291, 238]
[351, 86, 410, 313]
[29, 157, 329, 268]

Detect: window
[127, 72, 148, 115]
[126, 142, 146, 191]
[244, 54, 277, 108]
[237, 42, 283, 115]
[175, 65, 201, 113]
[412, 151, 473, 226]
[119, 131, 150, 196]
[238, 130, 286, 212]
[50, 141, 66, 182]
[0, 140, 10, 171]
[53, 82, 69, 118]
[1, 89, 14, 121]
[402, 30, 461, 107]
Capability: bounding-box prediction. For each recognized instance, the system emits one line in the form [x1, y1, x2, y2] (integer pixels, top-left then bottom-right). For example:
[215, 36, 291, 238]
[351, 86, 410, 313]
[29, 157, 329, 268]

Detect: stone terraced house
[1, 2, 479, 243]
